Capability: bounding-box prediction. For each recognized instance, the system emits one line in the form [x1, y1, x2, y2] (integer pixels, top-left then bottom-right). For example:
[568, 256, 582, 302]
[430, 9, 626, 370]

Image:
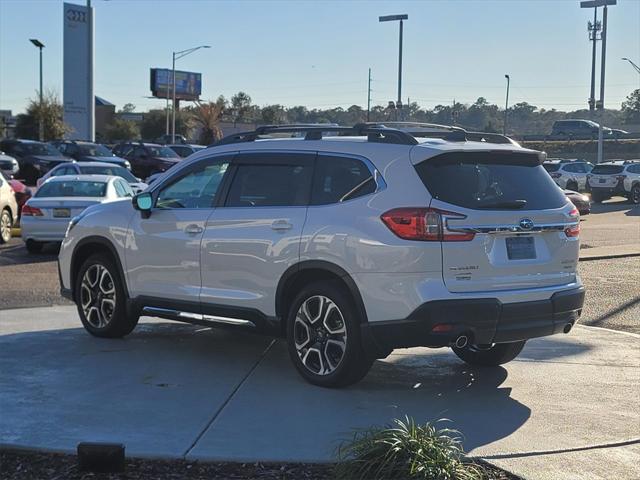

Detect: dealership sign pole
[63, 2, 94, 141]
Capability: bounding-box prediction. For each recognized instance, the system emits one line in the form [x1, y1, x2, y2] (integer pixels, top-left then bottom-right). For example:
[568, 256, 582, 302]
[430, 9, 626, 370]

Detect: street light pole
[379, 14, 408, 120]
[504, 74, 510, 135]
[29, 39, 45, 141]
[622, 57, 640, 74]
[171, 45, 211, 143]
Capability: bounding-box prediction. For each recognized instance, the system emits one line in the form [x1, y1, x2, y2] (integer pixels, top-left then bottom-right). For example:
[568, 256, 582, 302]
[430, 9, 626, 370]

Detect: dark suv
[0, 139, 72, 185]
[111, 142, 181, 179]
[551, 120, 612, 139]
[53, 141, 131, 170]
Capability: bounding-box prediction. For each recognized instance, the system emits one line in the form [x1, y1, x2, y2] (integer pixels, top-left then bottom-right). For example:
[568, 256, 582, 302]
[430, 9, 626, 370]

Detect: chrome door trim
[446, 221, 578, 234]
[141, 306, 256, 327]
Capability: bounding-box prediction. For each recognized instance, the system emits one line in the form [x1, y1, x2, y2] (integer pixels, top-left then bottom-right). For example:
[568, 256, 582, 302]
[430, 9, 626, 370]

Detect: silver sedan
[21, 174, 134, 253]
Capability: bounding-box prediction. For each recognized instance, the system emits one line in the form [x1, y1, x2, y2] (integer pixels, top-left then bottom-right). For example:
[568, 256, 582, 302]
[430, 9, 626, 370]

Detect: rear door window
[225, 153, 314, 207]
[543, 163, 561, 173]
[415, 151, 567, 210]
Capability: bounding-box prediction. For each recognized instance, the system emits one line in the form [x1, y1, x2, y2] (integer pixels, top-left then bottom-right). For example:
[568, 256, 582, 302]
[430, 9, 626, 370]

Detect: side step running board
[141, 306, 256, 328]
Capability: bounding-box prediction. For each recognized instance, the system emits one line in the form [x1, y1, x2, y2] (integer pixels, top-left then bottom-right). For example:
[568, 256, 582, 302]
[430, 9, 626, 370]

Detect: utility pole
[367, 68, 371, 122]
[587, 9, 601, 116]
[29, 39, 45, 141]
[504, 74, 510, 135]
[87, 0, 94, 141]
[581, 0, 616, 164]
[379, 14, 408, 121]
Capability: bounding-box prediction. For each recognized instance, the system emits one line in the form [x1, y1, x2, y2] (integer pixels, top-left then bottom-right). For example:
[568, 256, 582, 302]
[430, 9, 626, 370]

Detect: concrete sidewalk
[1, 306, 639, 479]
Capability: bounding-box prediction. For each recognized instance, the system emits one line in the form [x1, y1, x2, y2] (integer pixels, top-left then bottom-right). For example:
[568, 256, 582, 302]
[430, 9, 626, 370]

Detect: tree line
[9, 89, 640, 144]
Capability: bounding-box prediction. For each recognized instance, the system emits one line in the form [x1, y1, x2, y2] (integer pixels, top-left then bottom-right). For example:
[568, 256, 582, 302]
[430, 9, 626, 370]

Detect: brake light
[22, 204, 43, 217]
[568, 207, 579, 218]
[565, 223, 580, 238]
[381, 207, 475, 242]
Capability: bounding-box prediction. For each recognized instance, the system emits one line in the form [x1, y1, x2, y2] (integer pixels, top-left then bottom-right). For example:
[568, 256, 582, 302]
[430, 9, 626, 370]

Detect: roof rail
[363, 122, 516, 144]
[211, 123, 419, 147]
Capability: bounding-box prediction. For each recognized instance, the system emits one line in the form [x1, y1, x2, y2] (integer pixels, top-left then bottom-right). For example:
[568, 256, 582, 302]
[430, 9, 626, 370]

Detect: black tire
[25, 239, 43, 253]
[0, 209, 12, 244]
[286, 281, 373, 388]
[452, 341, 526, 367]
[629, 184, 640, 205]
[75, 253, 138, 338]
[566, 181, 579, 192]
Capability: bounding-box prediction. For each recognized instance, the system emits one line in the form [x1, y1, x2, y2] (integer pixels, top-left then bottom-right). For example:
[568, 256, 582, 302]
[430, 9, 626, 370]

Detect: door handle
[185, 224, 204, 235]
[271, 220, 293, 231]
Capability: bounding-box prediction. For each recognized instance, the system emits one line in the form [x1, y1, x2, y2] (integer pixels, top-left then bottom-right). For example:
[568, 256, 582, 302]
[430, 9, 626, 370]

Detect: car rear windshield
[36, 181, 107, 198]
[147, 146, 180, 158]
[415, 151, 567, 210]
[77, 143, 113, 157]
[543, 163, 561, 172]
[590, 165, 624, 174]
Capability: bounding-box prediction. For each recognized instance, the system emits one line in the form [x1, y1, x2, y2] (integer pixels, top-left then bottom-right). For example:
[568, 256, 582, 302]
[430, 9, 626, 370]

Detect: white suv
[543, 159, 593, 192]
[587, 160, 640, 204]
[58, 124, 585, 387]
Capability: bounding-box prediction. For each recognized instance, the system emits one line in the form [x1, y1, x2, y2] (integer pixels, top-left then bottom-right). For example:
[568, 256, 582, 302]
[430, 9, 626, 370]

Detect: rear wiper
[476, 200, 527, 209]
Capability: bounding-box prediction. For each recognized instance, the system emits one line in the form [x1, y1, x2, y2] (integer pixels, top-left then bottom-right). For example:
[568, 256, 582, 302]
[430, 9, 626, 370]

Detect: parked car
[37, 162, 148, 193]
[0, 152, 19, 178]
[551, 119, 613, 139]
[587, 160, 640, 204]
[167, 144, 206, 158]
[0, 139, 73, 185]
[564, 189, 591, 215]
[543, 159, 593, 192]
[111, 142, 181, 179]
[58, 123, 585, 387]
[21, 175, 134, 253]
[155, 134, 187, 145]
[52, 141, 131, 170]
[7, 178, 32, 222]
[0, 172, 19, 243]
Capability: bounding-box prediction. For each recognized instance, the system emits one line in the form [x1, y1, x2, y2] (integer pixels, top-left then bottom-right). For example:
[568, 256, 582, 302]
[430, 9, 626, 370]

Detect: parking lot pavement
[580, 197, 639, 250]
[0, 306, 638, 480]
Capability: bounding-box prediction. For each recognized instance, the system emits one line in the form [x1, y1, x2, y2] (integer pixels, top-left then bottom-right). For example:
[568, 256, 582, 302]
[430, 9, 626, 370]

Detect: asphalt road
[1, 198, 638, 332]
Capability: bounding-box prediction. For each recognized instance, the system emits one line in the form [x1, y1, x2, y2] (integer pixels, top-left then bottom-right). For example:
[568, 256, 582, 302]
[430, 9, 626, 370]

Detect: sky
[1, 0, 639, 115]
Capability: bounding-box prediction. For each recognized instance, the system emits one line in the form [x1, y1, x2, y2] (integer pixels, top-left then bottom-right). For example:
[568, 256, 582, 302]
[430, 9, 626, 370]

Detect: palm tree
[191, 97, 225, 144]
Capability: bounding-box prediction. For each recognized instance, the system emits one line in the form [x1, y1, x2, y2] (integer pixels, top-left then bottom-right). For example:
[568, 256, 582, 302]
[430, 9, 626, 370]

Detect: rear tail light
[565, 223, 580, 238]
[381, 207, 475, 242]
[568, 207, 579, 218]
[22, 204, 43, 217]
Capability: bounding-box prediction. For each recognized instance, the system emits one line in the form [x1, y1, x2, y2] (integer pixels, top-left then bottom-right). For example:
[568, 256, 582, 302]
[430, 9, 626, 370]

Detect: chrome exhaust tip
[563, 323, 573, 334]
[454, 335, 468, 349]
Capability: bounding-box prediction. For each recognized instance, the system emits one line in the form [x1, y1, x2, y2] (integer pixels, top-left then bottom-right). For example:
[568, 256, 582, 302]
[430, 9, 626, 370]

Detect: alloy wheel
[632, 186, 640, 204]
[0, 211, 11, 243]
[80, 264, 117, 329]
[293, 295, 347, 376]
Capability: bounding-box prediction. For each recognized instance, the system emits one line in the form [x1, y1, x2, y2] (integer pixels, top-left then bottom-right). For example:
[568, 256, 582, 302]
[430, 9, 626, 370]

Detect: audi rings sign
[63, 2, 94, 141]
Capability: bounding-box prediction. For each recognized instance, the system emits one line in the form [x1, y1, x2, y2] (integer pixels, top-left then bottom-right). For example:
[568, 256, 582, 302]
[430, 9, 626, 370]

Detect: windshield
[147, 146, 179, 158]
[22, 143, 62, 156]
[543, 163, 561, 172]
[77, 143, 113, 157]
[591, 165, 624, 175]
[79, 165, 137, 182]
[36, 180, 107, 198]
[415, 151, 567, 210]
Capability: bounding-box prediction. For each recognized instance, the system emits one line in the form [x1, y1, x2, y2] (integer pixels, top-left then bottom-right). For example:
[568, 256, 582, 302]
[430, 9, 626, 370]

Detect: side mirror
[133, 192, 152, 218]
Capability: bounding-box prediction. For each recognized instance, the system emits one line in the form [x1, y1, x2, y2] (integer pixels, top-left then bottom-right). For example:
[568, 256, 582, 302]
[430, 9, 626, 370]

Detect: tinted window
[77, 143, 113, 157]
[171, 146, 192, 157]
[591, 165, 624, 175]
[36, 180, 107, 198]
[563, 163, 580, 173]
[17, 142, 61, 156]
[114, 179, 133, 197]
[312, 155, 376, 205]
[627, 164, 640, 174]
[80, 165, 137, 182]
[543, 163, 561, 173]
[415, 152, 567, 210]
[226, 162, 312, 207]
[157, 160, 229, 209]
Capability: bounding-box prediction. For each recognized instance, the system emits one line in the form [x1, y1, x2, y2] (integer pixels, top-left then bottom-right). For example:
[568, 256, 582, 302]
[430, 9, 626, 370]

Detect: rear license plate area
[53, 208, 71, 218]
[599, 178, 606, 183]
[506, 236, 536, 260]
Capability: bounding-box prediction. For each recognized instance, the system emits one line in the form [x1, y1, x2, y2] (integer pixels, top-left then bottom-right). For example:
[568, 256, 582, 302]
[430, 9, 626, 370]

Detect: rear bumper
[20, 218, 69, 242]
[361, 286, 585, 358]
[589, 185, 626, 196]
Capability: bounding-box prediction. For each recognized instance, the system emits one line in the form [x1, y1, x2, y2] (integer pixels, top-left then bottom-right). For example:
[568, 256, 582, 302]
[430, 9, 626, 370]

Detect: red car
[8, 179, 32, 222]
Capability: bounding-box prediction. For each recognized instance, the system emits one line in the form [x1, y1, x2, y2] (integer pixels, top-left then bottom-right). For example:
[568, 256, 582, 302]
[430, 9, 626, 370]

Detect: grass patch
[335, 416, 485, 480]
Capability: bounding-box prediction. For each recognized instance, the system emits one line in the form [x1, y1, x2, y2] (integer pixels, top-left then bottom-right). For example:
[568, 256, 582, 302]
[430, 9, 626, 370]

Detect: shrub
[335, 416, 482, 480]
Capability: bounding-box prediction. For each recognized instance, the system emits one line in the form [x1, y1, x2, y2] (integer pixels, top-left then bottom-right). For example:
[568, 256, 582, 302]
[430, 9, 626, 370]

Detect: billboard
[150, 68, 202, 101]
[63, 2, 94, 140]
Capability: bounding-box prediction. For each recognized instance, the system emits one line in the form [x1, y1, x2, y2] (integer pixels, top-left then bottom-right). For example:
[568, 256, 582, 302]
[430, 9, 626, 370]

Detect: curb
[579, 252, 640, 262]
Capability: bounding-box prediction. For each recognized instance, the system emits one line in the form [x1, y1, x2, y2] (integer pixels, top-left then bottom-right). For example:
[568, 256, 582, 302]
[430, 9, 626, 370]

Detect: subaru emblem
[519, 218, 534, 230]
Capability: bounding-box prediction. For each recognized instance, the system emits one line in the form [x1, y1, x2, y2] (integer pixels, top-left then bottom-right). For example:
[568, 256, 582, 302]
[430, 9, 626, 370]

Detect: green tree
[104, 117, 140, 142]
[260, 104, 287, 125]
[621, 89, 640, 124]
[120, 103, 136, 114]
[230, 92, 253, 123]
[191, 97, 226, 144]
[14, 90, 69, 141]
[140, 109, 192, 141]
